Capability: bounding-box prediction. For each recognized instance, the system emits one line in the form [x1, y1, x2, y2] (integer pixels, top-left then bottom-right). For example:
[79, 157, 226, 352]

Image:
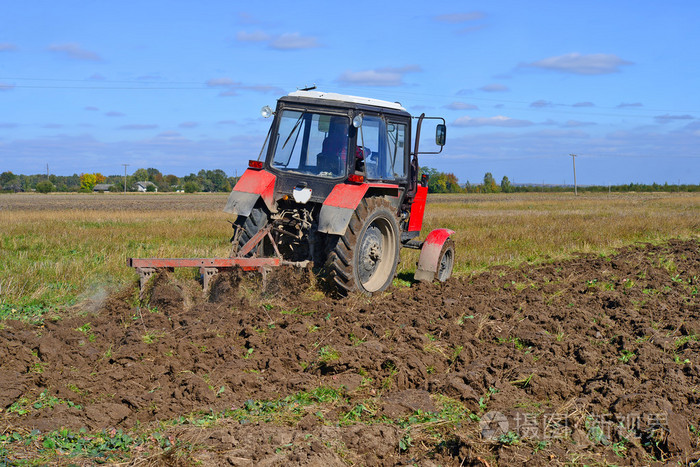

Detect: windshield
[269, 109, 349, 178]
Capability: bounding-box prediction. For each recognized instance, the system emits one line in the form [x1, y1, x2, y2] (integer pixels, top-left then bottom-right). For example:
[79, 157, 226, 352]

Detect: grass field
[1, 191, 698, 316]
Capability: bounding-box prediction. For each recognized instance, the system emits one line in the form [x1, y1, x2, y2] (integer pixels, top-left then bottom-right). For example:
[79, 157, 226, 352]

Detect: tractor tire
[436, 238, 455, 282]
[324, 198, 400, 295]
[232, 205, 271, 257]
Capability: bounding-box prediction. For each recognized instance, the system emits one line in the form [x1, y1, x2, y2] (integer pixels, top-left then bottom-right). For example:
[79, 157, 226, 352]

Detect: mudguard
[415, 228, 455, 282]
[318, 183, 399, 235]
[223, 169, 276, 217]
[407, 185, 428, 232]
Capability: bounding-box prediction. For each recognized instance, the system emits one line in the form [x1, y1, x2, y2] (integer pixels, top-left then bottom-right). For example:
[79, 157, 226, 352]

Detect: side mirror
[436, 124, 446, 146]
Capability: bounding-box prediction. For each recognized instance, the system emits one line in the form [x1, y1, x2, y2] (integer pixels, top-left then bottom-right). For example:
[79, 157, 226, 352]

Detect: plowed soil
[1, 239, 699, 465]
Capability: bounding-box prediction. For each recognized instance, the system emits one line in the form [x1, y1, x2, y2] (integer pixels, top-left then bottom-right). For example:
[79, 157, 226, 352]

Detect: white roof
[287, 90, 406, 111]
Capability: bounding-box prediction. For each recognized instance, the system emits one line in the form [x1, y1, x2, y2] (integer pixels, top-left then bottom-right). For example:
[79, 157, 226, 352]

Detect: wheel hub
[358, 225, 383, 283]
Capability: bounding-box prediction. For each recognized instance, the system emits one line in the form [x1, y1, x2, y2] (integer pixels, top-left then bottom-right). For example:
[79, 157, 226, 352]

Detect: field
[1, 192, 699, 465]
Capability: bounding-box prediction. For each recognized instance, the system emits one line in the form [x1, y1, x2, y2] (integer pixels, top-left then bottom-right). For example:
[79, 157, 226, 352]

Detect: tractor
[129, 89, 455, 295]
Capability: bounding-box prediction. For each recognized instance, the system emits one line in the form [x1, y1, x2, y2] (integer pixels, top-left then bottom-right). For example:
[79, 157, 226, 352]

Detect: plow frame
[127, 224, 308, 294]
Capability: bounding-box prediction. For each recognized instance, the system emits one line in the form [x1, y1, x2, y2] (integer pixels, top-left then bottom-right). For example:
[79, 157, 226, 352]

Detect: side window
[360, 116, 405, 180]
[387, 122, 407, 179]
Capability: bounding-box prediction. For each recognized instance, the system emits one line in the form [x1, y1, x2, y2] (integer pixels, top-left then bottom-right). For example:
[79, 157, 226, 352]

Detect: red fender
[223, 168, 276, 216]
[318, 182, 399, 235]
[415, 228, 455, 282]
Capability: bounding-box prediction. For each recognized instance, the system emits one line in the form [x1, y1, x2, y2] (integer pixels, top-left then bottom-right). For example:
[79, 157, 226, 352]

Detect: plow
[129, 89, 455, 295]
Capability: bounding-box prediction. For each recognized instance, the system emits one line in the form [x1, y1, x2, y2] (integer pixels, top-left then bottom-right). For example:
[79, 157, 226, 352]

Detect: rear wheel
[324, 198, 400, 295]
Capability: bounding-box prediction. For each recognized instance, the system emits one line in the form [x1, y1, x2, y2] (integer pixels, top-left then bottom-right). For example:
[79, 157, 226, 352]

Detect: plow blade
[127, 257, 281, 293]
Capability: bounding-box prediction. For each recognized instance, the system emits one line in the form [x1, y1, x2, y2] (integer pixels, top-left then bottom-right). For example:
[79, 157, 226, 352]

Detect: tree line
[418, 168, 699, 193]
[0, 168, 239, 193]
[1, 167, 697, 194]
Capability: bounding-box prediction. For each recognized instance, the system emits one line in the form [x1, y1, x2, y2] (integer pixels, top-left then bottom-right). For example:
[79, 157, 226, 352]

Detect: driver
[318, 117, 348, 175]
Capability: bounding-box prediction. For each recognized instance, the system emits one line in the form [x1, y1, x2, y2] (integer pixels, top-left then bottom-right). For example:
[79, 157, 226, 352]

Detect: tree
[36, 181, 54, 193]
[146, 167, 162, 182]
[145, 184, 157, 192]
[483, 172, 499, 193]
[165, 174, 179, 186]
[80, 173, 98, 192]
[132, 168, 149, 181]
[500, 176, 512, 193]
[419, 166, 464, 193]
[0, 171, 17, 188]
[183, 181, 200, 193]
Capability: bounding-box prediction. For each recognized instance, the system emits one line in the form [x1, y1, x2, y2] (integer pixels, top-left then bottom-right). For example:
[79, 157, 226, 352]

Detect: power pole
[570, 154, 577, 196]
[122, 164, 129, 193]
[46, 163, 49, 179]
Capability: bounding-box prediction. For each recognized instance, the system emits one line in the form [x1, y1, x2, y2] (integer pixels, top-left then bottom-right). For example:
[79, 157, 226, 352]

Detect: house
[135, 181, 158, 192]
[93, 183, 113, 192]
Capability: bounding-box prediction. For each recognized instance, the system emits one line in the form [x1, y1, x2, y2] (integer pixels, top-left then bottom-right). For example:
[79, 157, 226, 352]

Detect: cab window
[359, 116, 407, 180]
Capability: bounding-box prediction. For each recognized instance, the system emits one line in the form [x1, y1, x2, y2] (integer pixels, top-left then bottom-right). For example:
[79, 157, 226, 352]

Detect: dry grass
[1, 191, 698, 311]
[399, 192, 700, 275]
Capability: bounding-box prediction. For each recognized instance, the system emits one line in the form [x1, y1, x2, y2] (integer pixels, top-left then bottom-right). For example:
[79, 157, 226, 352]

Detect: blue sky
[1, 0, 698, 184]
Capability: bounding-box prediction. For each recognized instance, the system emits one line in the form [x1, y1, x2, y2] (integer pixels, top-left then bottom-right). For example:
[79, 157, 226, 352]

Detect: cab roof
[286, 90, 407, 112]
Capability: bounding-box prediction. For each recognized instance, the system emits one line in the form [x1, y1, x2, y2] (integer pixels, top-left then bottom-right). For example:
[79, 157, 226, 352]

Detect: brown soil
[1, 239, 699, 465]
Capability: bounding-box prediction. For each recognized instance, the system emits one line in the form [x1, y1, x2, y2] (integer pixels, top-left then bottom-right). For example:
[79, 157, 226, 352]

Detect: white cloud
[434, 12, 484, 23]
[337, 65, 422, 86]
[118, 124, 159, 130]
[179, 121, 199, 128]
[0, 83, 15, 91]
[48, 43, 102, 61]
[207, 77, 240, 87]
[269, 33, 319, 50]
[105, 111, 125, 117]
[564, 120, 596, 127]
[530, 100, 552, 108]
[523, 53, 632, 75]
[453, 115, 534, 127]
[480, 83, 508, 92]
[445, 102, 479, 110]
[84, 106, 99, 111]
[0, 43, 17, 51]
[236, 31, 320, 50]
[654, 114, 694, 124]
[573, 102, 595, 107]
[0, 123, 18, 128]
[206, 78, 284, 97]
[617, 102, 643, 108]
[236, 30, 270, 42]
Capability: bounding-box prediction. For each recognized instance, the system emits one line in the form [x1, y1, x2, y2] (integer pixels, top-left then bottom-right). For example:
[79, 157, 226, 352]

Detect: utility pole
[46, 163, 49, 180]
[570, 154, 577, 196]
[122, 164, 129, 193]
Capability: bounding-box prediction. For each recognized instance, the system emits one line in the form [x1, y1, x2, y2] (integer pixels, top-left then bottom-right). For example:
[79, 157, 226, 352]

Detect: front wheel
[230, 204, 272, 257]
[324, 198, 400, 295]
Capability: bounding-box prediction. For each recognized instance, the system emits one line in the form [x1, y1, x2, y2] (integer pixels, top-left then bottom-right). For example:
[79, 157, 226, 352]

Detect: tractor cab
[250, 91, 417, 206]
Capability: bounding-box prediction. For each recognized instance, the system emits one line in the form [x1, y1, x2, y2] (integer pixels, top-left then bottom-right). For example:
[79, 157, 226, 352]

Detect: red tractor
[129, 90, 455, 295]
